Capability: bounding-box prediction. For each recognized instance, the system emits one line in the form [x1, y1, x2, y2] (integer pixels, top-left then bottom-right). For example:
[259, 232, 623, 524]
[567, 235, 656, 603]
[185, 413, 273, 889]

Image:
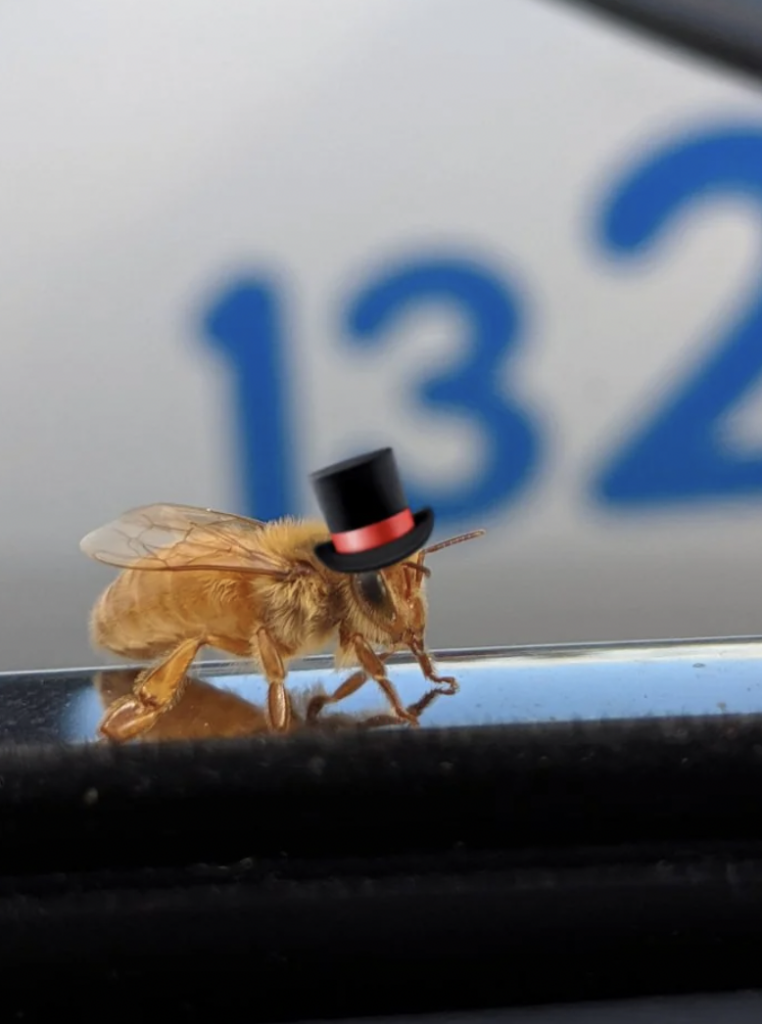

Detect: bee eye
[355, 572, 394, 618]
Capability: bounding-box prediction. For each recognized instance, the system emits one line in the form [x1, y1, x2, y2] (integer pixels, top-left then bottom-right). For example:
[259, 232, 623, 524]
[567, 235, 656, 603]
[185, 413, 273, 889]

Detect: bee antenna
[401, 560, 431, 578]
[424, 529, 486, 555]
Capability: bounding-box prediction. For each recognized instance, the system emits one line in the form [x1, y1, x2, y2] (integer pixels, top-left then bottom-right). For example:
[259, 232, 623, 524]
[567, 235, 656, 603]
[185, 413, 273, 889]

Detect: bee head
[346, 529, 485, 648]
[348, 557, 429, 646]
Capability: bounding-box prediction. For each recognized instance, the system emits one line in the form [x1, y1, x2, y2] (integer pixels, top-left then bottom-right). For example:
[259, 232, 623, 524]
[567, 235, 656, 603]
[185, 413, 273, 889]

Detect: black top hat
[310, 447, 434, 573]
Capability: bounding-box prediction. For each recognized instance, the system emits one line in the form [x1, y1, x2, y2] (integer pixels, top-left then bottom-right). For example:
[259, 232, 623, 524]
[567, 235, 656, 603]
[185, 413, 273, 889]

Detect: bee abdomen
[89, 571, 176, 658]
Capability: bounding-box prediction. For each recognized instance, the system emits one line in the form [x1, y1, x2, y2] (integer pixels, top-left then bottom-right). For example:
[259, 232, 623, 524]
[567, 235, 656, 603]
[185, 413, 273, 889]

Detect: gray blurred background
[3, 0, 762, 671]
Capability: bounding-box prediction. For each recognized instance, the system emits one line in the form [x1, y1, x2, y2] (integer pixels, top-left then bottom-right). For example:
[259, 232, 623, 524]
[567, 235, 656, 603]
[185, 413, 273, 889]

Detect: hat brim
[313, 508, 435, 574]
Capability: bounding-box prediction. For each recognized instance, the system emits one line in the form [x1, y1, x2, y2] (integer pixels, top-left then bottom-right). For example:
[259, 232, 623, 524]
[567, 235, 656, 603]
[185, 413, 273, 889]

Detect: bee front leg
[410, 642, 459, 697]
[255, 627, 292, 733]
[306, 667, 368, 723]
[313, 637, 419, 726]
[99, 637, 204, 742]
[306, 652, 392, 723]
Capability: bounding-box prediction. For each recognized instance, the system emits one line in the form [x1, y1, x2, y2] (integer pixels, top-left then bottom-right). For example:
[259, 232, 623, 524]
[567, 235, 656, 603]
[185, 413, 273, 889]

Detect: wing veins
[80, 502, 303, 578]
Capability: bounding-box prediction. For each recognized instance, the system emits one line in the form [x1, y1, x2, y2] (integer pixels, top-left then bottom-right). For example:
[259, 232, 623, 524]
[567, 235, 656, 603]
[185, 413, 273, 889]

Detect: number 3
[345, 257, 543, 525]
[594, 125, 762, 506]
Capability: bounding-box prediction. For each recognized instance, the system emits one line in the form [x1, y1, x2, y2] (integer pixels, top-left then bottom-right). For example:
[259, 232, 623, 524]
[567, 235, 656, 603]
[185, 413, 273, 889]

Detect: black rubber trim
[2, 716, 762, 1020]
[1, 715, 762, 873]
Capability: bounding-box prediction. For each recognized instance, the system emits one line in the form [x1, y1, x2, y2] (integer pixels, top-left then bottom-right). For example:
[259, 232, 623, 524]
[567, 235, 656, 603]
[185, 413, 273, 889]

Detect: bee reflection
[93, 668, 441, 743]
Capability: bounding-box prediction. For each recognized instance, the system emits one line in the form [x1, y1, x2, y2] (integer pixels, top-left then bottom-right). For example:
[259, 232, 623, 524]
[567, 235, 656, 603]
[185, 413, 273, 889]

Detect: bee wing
[79, 502, 303, 578]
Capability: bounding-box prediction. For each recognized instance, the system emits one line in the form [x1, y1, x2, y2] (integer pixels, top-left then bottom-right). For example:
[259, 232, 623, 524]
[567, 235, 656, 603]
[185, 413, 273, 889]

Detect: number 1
[202, 279, 299, 521]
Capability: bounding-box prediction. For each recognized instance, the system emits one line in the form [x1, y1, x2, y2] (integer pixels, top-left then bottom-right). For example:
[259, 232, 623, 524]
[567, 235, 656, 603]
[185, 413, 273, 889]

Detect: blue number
[345, 257, 542, 524]
[202, 278, 299, 521]
[594, 126, 762, 506]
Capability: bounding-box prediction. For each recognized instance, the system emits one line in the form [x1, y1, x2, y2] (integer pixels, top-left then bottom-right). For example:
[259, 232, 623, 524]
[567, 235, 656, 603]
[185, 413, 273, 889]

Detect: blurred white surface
[2, 0, 762, 669]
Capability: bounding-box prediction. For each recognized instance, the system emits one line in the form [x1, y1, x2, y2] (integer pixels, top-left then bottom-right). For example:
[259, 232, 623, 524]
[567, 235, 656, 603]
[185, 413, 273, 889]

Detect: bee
[80, 503, 485, 743]
[93, 668, 444, 743]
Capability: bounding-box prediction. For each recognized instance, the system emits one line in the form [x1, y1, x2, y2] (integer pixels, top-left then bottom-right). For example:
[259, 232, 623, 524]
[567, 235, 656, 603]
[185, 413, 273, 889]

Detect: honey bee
[80, 503, 484, 743]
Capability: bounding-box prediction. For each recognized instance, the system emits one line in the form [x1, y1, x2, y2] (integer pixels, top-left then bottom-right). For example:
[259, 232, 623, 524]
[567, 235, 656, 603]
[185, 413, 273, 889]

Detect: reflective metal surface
[2, 633, 762, 746]
[317, 990, 762, 1024]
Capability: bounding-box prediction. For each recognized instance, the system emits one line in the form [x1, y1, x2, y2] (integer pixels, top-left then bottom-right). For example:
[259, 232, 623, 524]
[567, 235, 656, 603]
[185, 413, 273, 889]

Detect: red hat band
[330, 508, 415, 555]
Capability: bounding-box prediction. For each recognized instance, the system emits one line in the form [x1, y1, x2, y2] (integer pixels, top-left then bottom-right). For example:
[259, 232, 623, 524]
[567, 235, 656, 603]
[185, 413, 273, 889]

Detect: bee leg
[255, 627, 292, 733]
[305, 653, 393, 723]
[411, 644, 459, 697]
[306, 668, 368, 723]
[354, 638, 421, 724]
[312, 637, 418, 726]
[99, 637, 204, 742]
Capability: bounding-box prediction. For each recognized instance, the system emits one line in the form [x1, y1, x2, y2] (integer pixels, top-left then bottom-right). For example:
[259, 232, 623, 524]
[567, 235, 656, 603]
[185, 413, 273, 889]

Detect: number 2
[345, 256, 543, 525]
[594, 125, 762, 506]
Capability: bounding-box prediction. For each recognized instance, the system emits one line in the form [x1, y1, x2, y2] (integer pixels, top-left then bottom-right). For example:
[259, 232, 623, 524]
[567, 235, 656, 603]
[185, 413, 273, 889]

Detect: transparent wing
[79, 503, 301, 577]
